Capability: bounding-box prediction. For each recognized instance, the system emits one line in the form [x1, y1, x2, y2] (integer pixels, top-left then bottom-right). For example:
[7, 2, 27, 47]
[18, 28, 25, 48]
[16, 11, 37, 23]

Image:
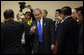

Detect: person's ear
[64, 14, 67, 17]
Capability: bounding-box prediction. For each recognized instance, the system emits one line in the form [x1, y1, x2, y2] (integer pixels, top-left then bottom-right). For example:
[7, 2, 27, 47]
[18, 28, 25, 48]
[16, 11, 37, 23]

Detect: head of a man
[33, 8, 42, 21]
[72, 8, 79, 20]
[77, 6, 83, 22]
[55, 9, 62, 21]
[55, 9, 61, 17]
[61, 6, 72, 20]
[4, 9, 14, 21]
[42, 9, 48, 18]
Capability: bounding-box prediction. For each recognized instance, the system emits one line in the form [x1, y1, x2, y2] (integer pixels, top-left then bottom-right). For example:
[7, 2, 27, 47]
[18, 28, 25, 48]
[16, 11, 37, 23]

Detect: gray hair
[33, 8, 42, 14]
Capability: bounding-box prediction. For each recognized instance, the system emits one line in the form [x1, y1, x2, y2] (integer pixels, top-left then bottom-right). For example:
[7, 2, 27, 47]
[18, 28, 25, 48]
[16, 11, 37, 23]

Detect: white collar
[37, 17, 43, 22]
[40, 17, 43, 22]
[37, 17, 43, 27]
[61, 16, 71, 23]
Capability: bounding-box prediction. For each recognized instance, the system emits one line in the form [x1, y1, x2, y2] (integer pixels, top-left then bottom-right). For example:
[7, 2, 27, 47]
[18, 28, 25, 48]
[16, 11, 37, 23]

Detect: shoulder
[31, 20, 37, 25]
[61, 17, 78, 28]
[63, 17, 77, 24]
[3, 20, 24, 28]
[43, 18, 53, 22]
[65, 17, 76, 22]
[1, 23, 6, 29]
[11, 20, 24, 27]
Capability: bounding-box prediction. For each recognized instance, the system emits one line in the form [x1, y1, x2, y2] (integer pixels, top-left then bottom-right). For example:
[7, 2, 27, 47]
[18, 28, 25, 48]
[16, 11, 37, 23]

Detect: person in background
[55, 9, 63, 22]
[30, 8, 54, 54]
[1, 9, 26, 54]
[16, 13, 25, 22]
[54, 9, 62, 40]
[17, 14, 32, 54]
[76, 6, 83, 54]
[24, 5, 35, 25]
[42, 9, 53, 20]
[24, 5, 36, 54]
[72, 8, 79, 22]
[56, 6, 79, 54]
[16, 5, 36, 54]
[17, 5, 35, 25]
[53, 9, 62, 54]
[42, 9, 48, 18]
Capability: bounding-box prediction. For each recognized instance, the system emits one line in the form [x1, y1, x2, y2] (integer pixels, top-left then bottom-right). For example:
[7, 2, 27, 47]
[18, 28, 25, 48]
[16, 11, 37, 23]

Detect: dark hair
[56, 9, 61, 14]
[4, 9, 14, 19]
[79, 6, 83, 16]
[75, 6, 83, 15]
[61, 6, 72, 16]
[24, 11, 31, 16]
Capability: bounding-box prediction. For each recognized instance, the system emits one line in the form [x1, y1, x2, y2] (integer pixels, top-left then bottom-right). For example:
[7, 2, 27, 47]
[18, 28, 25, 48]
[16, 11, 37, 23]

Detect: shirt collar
[61, 16, 71, 23]
[37, 17, 43, 22]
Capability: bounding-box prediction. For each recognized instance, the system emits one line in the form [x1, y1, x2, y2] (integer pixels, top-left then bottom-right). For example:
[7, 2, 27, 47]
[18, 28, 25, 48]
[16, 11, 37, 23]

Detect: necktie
[38, 20, 43, 43]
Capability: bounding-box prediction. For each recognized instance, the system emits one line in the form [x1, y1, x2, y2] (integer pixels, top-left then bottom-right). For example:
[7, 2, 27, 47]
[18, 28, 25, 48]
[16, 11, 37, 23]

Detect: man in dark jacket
[1, 9, 26, 54]
[77, 6, 83, 54]
[57, 6, 79, 54]
[30, 8, 54, 54]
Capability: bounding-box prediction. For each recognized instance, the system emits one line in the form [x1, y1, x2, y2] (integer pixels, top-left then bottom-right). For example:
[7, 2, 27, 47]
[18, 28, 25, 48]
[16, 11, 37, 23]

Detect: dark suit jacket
[78, 22, 83, 54]
[20, 18, 33, 54]
[31, 18, 54, 54]
[53, 21, 61, 43]
[1, 19, 26, 54]
[57, 16, 79, 54]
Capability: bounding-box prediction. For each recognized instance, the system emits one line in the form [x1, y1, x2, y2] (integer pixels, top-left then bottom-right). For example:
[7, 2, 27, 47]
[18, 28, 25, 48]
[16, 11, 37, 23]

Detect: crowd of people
[1, 5, 83, 54]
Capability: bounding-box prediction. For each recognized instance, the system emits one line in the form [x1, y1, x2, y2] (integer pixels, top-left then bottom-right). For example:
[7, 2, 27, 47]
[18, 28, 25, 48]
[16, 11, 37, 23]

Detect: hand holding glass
[30, 25, 36, 33]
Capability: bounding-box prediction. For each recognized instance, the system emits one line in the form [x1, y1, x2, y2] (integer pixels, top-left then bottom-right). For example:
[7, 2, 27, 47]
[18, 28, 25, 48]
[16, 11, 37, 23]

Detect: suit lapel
[42, 18, 46, 37]
[42, 18, 44, 35]
[35, 20, 38, 35]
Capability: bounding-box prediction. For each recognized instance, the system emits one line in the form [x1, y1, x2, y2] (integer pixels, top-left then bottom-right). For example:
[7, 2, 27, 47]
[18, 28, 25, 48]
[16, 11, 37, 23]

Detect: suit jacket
[78, 22, 83, 54]
[53, 21, 61, 43]
[57, 16, 79, 54]
[31, 18, 54, 54]
[1, 19, 26, 54]
[20, 18, 33, 54]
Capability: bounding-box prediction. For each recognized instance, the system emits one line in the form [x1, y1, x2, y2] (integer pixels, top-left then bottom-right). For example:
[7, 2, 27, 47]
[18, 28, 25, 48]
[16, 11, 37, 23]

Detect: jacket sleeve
[49, 19, 55, 45]
[1, 24, 6, 54]
[56, 22, 69, 54]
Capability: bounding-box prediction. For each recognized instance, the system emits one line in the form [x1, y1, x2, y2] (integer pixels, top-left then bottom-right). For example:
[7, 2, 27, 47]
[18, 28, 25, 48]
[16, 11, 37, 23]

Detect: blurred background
[1, 1, 83, 21]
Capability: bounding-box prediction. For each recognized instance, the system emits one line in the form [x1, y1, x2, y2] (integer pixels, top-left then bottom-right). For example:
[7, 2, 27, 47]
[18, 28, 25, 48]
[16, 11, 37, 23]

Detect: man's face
[55, 11, 60, 17]
[34, 11, 42, 21]
[78, 11, 83, 22]
[60, 13, 66, 20]
[25, 13, 31, 19]
[42, 11, 47, 18]
[72, 9, 79, 20]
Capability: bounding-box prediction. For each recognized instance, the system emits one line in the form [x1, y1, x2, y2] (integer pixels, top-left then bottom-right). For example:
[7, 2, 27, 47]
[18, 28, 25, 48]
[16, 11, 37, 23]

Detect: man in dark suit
[72, 8, 79, 22]
[56, 6, 79, 54]
[30, 8, 55, 54]
[54, 9, 62, 44]
[76, 6, 83, 54]
[1, 9, 26, 54]
[53, 9, 62, 54]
